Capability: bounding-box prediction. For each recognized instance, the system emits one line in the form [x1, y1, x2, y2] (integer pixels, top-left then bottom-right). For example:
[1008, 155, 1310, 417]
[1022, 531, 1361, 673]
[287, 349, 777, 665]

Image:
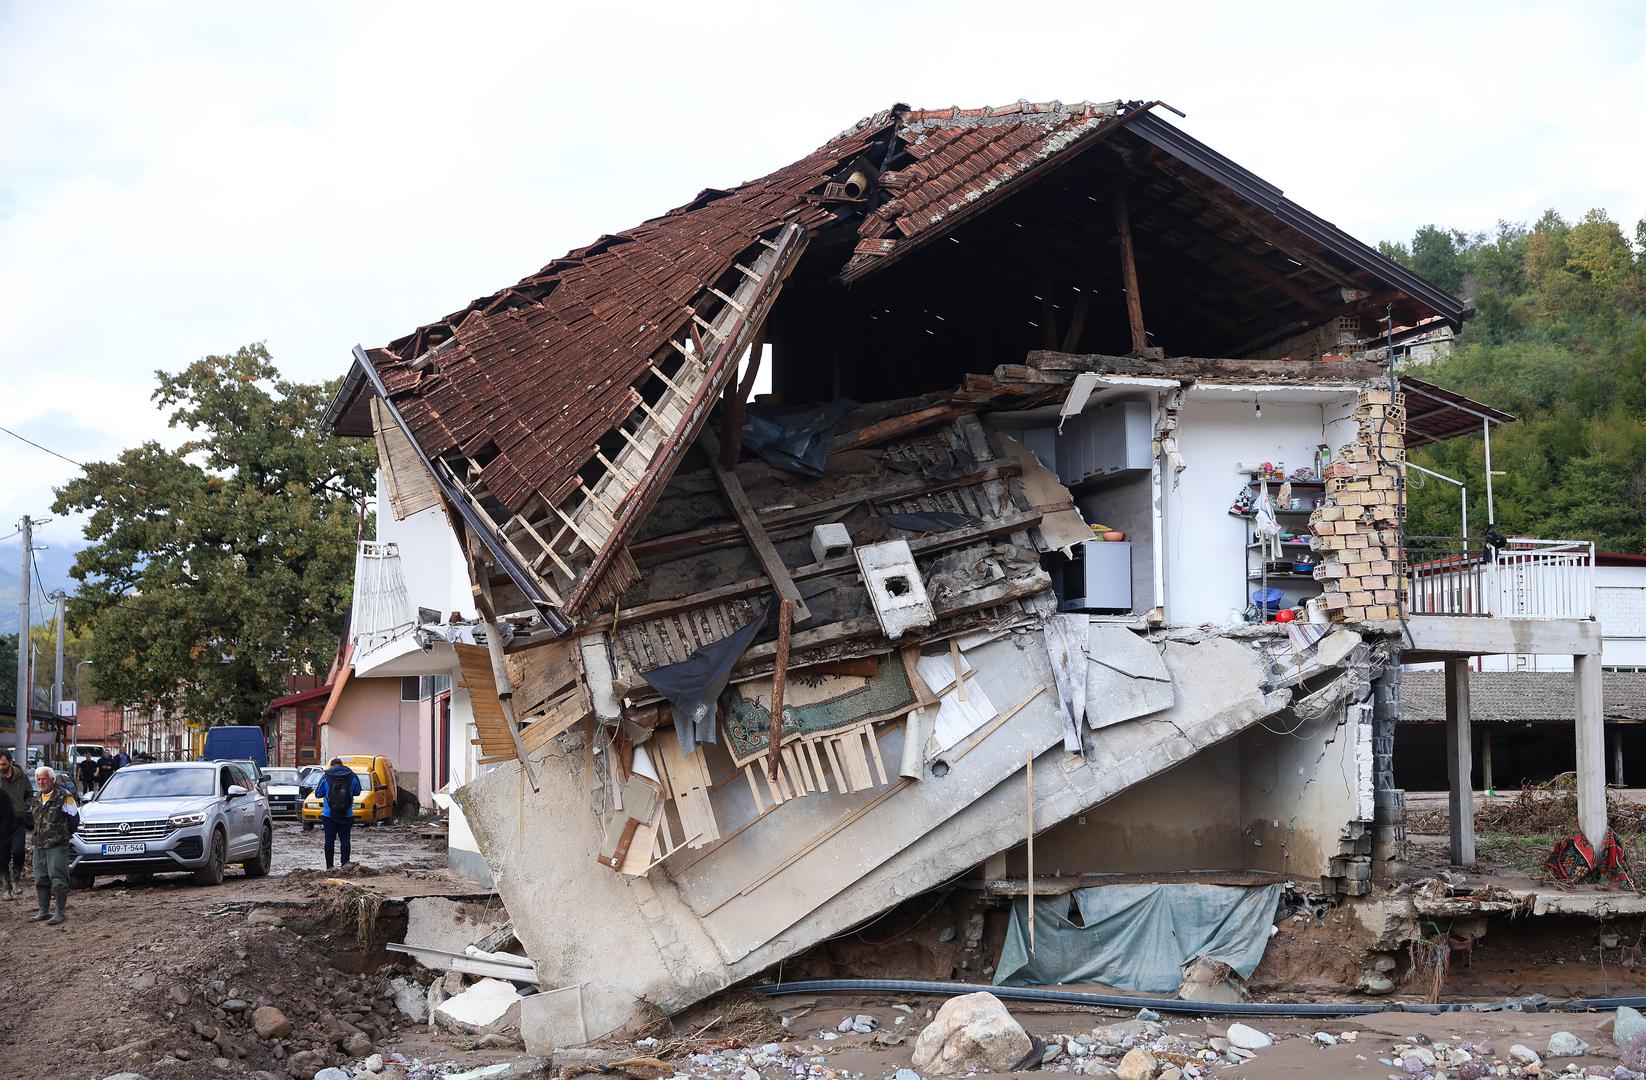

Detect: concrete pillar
[1370, 662, 1407, 880]
[1444, 658, 1475, 866]
[1575, 652, 1607, 842]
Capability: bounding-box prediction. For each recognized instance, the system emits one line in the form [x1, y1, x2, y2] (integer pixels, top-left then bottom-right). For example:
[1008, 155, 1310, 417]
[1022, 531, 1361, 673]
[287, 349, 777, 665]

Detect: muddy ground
[0, 820, 521, 1080]
[7, 804, 1646, 1080]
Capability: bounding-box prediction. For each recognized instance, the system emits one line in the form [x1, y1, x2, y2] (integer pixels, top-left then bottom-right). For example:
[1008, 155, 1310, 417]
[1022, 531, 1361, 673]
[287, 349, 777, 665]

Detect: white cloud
[2, 0, 1644, 539]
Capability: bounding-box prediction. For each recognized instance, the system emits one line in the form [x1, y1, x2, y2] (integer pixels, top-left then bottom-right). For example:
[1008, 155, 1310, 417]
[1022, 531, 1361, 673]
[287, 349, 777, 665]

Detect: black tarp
[639, 600, 774, 755]
[739, 400, 857, 476]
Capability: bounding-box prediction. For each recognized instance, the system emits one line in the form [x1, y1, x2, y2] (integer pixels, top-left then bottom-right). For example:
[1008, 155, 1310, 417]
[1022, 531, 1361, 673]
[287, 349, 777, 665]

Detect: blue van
[201, 726, 269, 768]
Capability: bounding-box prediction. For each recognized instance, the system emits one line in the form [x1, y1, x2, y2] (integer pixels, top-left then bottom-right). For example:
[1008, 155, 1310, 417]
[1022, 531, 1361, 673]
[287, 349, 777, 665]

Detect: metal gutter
[350, 345, 569, 636]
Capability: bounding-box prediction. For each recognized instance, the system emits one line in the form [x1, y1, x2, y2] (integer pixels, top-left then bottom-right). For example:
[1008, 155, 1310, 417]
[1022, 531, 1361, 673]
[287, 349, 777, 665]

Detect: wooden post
[1025, 749, 1036, 955]
[1443, 659, 1474, 866]
[767, 600, 792, 781]
[1481, 729, 1494, 791]
[1575, 652, 1607, 842]
[720, 334, 763, 470]
[1111, 175, 1149, 356]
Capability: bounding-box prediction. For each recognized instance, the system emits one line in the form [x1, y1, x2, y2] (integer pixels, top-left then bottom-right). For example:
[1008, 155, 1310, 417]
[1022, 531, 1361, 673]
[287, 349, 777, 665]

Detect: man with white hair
[29, 766, 78, 925]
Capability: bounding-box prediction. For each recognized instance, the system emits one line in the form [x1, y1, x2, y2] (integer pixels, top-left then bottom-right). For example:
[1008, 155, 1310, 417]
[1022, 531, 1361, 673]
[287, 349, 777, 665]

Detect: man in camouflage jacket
[30, 766, 78, 925]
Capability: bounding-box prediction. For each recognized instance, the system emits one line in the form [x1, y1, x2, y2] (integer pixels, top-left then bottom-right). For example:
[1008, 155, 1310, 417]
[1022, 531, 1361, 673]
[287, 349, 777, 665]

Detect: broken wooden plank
[602, 509, 1042, 629]
[627, 460, 1023, 561]
[698, 425, 811, 626]
[767, 599, 793, 781]
[828, 402, 978, 454]
[1112, 175, 1149, 355]
[655, 729, 720, 847]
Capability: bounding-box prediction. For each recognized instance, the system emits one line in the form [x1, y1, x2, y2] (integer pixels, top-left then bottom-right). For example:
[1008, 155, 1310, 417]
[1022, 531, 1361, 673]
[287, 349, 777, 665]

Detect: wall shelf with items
[1238, 469, 1325, 618]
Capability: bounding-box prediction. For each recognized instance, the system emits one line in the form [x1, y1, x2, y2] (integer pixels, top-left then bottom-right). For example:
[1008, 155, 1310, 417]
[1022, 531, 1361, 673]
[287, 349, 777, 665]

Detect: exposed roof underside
[325, 98, 1474, 623]
[1400, 376, 1517, 448]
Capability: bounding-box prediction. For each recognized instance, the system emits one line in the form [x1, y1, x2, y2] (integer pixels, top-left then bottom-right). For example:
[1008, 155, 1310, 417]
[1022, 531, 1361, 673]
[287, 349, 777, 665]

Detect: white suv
[70, 761, 273, 886]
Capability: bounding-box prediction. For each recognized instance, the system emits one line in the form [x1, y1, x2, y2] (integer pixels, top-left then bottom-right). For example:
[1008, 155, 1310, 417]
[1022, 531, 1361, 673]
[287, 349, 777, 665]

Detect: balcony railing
[1404, 536, 1595, 620]
[353, 540, 417, 653]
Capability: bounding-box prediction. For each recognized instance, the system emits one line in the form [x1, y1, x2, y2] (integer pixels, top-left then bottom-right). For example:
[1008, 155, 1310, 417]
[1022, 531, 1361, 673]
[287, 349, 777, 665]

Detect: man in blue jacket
[314, 758, 362, 870]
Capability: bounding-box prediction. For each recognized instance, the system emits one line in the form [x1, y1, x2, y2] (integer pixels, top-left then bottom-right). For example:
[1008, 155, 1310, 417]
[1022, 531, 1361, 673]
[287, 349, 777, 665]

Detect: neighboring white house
[1451, 554, 1646, 672]
[339, 472, 496, 884]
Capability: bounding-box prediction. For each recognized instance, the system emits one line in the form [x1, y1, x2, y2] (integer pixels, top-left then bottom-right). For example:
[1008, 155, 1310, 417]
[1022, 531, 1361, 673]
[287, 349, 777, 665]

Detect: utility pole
[14, 515, 31, 767]
[52, 590, 66, 768]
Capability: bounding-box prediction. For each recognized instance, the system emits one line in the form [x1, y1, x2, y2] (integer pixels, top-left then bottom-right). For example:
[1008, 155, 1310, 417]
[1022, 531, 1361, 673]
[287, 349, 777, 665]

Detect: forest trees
[52, 346, 376, 725]
[1385, 210, 1646, 553]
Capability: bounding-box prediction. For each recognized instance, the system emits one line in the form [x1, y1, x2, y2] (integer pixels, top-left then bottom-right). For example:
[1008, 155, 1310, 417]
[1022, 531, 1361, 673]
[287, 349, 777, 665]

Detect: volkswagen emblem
[119, 822, 131, 834]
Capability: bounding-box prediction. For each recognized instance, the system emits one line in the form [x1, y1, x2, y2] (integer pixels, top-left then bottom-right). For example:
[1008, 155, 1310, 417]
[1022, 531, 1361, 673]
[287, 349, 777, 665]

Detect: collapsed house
[324, 99, 1605, 1044]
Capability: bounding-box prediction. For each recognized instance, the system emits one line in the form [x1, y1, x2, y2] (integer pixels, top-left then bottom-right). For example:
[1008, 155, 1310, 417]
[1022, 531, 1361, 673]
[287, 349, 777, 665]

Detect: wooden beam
[719, 333, 763, 470]
[1111, 175, 1149, 355]
[600, 510, 1042, 629]
[628, 460, 1022, 561]
[767, 600, 792, 781]
[697, 425, 811, 627]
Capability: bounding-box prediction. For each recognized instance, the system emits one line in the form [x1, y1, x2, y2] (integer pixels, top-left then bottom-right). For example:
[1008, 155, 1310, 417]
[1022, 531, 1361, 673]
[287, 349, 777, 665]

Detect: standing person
[314, 758, 361, 870]
[0, 751, 30, 901]
[30, 766, 78, 925]
[76, 753, 98, 797]
[93, 752, 115, 793]
[114, 743, 130, 770]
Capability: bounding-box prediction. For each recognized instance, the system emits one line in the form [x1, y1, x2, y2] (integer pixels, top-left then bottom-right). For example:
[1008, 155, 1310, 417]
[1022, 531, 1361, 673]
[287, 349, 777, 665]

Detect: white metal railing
[1404, 537, 1595, 620]
[352, 540, 417, 653]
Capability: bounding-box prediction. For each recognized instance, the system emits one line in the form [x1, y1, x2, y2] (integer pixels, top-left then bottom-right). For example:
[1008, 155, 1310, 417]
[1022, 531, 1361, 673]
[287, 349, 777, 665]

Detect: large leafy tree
[52, 346, 376, 724]
[1391, 208, 1646, 553]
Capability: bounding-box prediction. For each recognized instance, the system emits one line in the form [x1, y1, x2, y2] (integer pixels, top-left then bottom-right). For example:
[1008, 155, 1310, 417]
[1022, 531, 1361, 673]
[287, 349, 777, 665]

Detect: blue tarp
[994, 883, 1283, 993]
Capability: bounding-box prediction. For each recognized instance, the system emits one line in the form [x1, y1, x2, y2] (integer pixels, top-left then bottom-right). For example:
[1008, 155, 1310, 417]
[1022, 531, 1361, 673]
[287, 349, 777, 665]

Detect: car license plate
[100, 842, 146, 855]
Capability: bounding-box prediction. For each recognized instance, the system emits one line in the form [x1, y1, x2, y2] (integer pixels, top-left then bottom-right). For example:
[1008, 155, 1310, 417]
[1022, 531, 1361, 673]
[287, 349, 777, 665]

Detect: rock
[1546, 1032, 1590, 1058]
[252, 1007, 293, 1041]
[1313, 1032, 1338, 1046]
[476, 1033, 517, 1049]
[101, 1074, 152, 1080]
[222, 999, 250, 1013]
[167, 986, 191, 1006]
[363, 1056, 384, 1074]
[1509, 1044, 1542, 1066]
[131, 973, 157, 992]
[1096, 1020, 1164, 1046]
[1115, 1048, 1159, 1080]
[937, 925, 957, 943]
[1373, 954, 1398, 973]
[895, 1071, 922, 1080]
[342, 1031, 372, 1057]
[1456, 1063, 1489, 1080]
[1178, 957, 1247, 1004]
[1360, 971, 1396, 995]
[314, 1070, 351, 1080]
[247, 909, 285, 927]
[1226, 1023, 1272, 1050]
[1136, 1008, 1161, 1022]
[910, 992, 1032, 1076]
[284, 1050, 324, 1079]
[1617, 1007, 1646, 1048]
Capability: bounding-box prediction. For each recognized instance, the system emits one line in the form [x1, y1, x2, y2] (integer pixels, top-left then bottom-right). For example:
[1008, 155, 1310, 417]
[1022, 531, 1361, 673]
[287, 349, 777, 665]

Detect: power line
[1, 422, 231, 518]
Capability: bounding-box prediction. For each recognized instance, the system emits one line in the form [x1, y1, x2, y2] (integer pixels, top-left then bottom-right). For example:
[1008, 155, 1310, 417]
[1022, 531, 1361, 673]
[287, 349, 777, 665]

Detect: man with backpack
[313, 758, 361, 870]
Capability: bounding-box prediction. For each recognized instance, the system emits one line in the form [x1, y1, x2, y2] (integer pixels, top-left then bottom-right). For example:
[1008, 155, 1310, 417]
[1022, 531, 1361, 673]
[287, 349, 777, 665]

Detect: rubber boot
[1, 869, 12, 901]
[28, 884, 50, 921]
[45, 886, 66, 926]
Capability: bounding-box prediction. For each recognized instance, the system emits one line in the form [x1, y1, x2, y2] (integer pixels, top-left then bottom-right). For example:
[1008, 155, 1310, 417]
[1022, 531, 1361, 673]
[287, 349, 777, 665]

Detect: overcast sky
[3, 0, 1645, 593]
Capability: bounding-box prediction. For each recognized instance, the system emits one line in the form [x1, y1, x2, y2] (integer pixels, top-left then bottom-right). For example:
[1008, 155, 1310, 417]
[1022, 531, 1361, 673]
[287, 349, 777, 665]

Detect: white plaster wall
[373, 471, 475, 621]
[1162, 393, 1353, 626]
[1237, 699, 1366, 881]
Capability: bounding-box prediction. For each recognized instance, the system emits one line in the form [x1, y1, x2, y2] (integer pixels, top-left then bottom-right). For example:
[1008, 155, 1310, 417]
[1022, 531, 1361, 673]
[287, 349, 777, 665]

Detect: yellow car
[301, 755, 398, 829]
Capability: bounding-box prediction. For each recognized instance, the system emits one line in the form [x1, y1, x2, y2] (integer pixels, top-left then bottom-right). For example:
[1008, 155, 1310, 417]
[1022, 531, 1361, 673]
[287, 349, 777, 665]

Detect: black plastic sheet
[740, 400, 857, 476]
[640, 600, 774, 755]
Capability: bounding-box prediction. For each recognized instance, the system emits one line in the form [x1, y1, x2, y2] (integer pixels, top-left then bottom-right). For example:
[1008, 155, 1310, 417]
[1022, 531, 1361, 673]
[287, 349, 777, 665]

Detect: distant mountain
[0, 540, 87, 636]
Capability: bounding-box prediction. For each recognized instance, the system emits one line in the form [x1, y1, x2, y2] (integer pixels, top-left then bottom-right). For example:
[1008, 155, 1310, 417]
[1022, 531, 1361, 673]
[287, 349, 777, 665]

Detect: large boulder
[910, 992, 1031, 1076]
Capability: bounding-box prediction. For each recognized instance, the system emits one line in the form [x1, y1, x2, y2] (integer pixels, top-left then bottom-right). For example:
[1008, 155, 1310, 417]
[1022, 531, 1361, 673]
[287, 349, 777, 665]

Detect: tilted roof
[326, 98, 1473, 623]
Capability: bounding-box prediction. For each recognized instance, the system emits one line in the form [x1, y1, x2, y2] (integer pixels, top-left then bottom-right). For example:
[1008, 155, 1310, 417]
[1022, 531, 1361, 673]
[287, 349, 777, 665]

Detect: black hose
[753, 979, 1646, 1018]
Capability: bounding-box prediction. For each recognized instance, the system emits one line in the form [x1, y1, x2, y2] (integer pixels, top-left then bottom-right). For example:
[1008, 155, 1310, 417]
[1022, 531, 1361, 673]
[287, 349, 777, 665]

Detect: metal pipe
[753, 978, 1630, 1018]
[1483, 418, 1496, 526]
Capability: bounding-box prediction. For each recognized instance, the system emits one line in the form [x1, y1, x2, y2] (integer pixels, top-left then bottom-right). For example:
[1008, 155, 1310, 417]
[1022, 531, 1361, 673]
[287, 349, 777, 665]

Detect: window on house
[400, 677, 421, 701]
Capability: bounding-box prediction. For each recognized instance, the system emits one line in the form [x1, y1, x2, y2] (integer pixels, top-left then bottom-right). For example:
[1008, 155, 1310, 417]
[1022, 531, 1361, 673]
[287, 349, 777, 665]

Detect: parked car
[302, 755, 398, 829]
[264, 767, 305, 819]
[201, 725, 269, 768]
[298, 765, 324, 797]
[227, 758, 270, 796]
[68, 743, 107, 764]
[70, 760, 273, 887]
